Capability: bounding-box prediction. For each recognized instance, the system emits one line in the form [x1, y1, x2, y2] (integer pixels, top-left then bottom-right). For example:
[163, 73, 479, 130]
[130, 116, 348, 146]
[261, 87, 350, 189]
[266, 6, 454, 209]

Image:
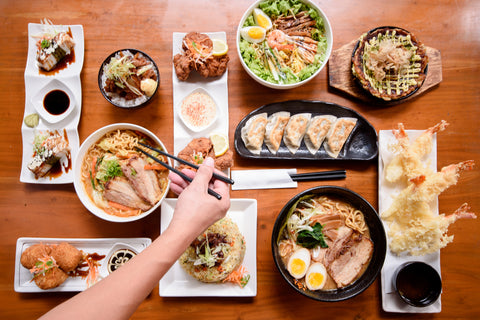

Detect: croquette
[20, 243, 52, 269]
[34, 266, 69, 290]
[51, 242, 83, 272]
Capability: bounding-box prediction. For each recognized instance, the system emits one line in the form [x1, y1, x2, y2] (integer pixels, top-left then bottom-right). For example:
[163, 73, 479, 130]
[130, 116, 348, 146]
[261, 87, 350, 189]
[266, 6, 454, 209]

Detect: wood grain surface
[0, 0, 479, 319]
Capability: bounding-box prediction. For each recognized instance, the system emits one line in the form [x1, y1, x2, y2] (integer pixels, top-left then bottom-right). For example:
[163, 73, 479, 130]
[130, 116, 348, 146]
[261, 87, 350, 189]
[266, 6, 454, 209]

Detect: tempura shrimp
[267, 30, 295, 51]
[385, 120, 449, 182]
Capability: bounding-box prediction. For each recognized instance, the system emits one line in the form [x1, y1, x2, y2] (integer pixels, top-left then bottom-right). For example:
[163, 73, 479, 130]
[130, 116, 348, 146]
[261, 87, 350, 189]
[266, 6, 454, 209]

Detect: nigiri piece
[304, 115, 337, 154]
[241, 113, 268, 155]
[36, 32, 75, 71]
[283, 113, 311, 154]
[324, 117, 357, 158]
[27, 131, 70, 178]
[265, 111, 290, 154]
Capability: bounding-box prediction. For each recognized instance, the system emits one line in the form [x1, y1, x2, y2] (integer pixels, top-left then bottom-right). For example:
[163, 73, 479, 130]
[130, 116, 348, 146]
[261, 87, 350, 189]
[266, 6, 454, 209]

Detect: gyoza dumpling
[324, 117, 358, 158]
[241, 113, 268, 155]
[304, 115, 337, 154]
[265, 111, 290, 154]
[283, 113, 311, 154]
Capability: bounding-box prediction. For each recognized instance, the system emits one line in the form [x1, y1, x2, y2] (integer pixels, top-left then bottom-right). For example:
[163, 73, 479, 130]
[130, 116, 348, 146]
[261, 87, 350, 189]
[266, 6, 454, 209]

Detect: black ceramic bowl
[271, 186, 386, 301]
[98, 48, 159, 108]
[393, 261, 442, 307]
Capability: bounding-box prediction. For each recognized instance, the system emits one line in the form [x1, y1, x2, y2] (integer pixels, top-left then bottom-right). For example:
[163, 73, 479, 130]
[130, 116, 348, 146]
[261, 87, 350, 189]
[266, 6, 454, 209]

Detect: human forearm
[39, 224, 198, 320]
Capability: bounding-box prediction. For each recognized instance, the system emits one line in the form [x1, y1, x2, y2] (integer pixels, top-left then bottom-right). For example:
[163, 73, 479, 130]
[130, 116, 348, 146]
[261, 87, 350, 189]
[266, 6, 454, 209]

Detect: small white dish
[101, 242, 139, 275]
[177, 87, 219, 133]
[14, 237, 151, 292]
[159, 198, 257, 297]
[31, 78, 76, 124]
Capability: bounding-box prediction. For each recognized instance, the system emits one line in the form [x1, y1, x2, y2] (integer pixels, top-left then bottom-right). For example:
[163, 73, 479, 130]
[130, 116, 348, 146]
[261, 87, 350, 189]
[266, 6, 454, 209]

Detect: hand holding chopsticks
[289, 169, 346, 182]
[135, 143, 234, 200]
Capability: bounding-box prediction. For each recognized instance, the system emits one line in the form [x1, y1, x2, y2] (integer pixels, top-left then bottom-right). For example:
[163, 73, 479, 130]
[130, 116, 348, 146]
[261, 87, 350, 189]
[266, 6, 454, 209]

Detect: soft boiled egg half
[253, 8, 273, 30]
[287, 248, 311, 279]
[240, 26, 266, 44]
[305, 262, 328, 291]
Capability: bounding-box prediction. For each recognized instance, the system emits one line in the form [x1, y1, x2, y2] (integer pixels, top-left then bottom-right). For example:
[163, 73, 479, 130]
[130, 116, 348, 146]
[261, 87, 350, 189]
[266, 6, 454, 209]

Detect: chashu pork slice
[121, 156, 162, 206]
[104, 177, 151, 211]
[324, 228, 374, 288]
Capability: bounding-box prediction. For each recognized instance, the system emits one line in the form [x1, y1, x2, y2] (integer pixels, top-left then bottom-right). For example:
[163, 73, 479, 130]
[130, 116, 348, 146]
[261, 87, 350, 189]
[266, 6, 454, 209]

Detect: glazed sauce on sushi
[43, 90, 69, 115]
[38, 27, 75, 75]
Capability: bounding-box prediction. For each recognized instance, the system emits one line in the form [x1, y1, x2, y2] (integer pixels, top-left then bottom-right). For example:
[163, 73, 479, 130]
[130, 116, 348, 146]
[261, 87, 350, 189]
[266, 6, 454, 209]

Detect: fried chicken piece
[34, 266, 68, 290]
[177, 138, 214, 170]
[177, 138, 233, 171]
[51, 242, 83, 272]
[20, 244, 52, 269]
[173, 53, 193, 81]
[205, 55, 229, 77]
[173, 32, 228, 80]
[215, 149, 234, 171]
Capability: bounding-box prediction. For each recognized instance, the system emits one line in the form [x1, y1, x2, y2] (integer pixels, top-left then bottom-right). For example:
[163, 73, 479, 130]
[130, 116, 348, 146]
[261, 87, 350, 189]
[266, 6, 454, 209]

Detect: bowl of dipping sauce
[32, 78, 76, 123]
[393, 261, 442, 307]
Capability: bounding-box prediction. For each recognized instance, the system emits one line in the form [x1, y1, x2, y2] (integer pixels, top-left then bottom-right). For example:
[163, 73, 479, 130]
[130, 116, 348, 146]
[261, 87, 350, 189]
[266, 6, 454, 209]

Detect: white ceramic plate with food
[378, 130, 441, 313]
[172, 32, 229, 161]
[20, 23, 84, 184]
[14, 237, 151, 293]
[159, 198, 257, 297]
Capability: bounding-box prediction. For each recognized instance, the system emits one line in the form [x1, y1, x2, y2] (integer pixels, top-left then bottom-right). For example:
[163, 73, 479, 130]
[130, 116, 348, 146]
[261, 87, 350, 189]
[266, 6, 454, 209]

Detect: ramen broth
[278, 195, 373, 291]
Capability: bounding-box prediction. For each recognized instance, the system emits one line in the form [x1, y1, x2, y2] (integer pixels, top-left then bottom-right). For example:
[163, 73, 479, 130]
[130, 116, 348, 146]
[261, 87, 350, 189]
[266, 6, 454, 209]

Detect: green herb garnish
[296, 222, 328, 249]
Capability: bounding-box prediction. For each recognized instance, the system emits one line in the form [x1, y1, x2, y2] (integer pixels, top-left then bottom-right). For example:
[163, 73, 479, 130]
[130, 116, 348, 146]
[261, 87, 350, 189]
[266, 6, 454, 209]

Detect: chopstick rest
[135, 147, 222, 200]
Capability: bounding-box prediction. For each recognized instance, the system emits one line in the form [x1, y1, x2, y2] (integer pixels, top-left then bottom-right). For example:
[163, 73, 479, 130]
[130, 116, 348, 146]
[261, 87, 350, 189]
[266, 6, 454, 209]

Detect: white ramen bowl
[73, 123, 170, 222]
[237, 0, 333, 89]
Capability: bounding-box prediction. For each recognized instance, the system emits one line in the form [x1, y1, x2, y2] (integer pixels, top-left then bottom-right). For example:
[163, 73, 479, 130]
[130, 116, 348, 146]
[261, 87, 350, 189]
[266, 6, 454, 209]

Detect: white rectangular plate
[20, 23, 84, 184]
[172, 32, 229, 159]
[378, 130, 441, 313]
[159, 198, 257, 297]
[15, 237, 151, 293]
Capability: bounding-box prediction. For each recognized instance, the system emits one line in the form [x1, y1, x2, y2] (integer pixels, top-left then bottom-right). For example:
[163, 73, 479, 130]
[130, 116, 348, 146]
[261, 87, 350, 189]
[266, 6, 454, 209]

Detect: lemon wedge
[212, 39, 228, 56]
[210, 133, 229, 157]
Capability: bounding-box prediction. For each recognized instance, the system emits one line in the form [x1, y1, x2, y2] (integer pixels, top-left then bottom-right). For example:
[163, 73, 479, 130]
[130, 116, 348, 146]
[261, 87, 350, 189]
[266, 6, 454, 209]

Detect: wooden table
[1, 0, 479, 318]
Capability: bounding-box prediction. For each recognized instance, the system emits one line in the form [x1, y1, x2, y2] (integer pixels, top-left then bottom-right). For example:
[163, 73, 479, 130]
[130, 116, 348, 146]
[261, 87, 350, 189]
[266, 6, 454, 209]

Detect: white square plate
[159, 198, 257, 297]
[14, 237, 151, 292]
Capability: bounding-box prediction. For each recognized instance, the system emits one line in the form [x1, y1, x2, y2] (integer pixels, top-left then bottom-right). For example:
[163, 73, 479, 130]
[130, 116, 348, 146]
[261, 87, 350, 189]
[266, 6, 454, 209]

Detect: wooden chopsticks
[138, 142, 234, 185]
[135, 143, 234, 200]
[289, 170, 346, 182]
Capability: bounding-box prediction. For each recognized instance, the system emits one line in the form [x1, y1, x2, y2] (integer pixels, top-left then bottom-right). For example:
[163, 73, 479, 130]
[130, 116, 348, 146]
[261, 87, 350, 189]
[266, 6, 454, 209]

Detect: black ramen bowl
[98, 48, 159, 108]
[271, 186, 386, 301]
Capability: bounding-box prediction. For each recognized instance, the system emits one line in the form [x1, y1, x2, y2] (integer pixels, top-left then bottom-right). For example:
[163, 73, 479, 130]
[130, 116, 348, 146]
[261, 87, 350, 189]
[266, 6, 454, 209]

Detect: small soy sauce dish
[393, 261, 442, 307]
[32, 78, 76, 124]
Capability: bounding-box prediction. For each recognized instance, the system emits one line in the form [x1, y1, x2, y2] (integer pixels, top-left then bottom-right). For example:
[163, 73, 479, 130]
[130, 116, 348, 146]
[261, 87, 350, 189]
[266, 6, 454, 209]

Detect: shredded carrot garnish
[29, 256, 57, 279]
[84, 255, 101, 288]
[107, 200, 137, 211]
[222, 265, 250, 288]
[91, 156, 98, 177]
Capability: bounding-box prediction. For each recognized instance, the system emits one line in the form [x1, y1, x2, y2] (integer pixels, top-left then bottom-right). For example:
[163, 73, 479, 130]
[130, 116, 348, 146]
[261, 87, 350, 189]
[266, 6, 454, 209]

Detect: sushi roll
[27, 130, 70, 178]
[36, 32, 75, 71]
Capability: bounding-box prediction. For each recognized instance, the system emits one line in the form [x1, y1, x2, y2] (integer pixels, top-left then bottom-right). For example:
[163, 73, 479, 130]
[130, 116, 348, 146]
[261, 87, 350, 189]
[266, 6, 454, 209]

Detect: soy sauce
[395, 262, 442, 307]
[43, 90, 69, 115]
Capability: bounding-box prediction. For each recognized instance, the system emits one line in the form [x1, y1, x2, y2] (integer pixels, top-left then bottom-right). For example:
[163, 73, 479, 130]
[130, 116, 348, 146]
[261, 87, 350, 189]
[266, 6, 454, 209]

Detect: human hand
[167, 157, 230, 235]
